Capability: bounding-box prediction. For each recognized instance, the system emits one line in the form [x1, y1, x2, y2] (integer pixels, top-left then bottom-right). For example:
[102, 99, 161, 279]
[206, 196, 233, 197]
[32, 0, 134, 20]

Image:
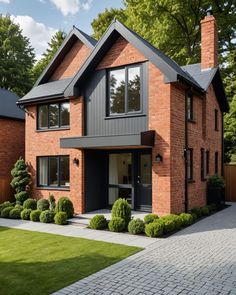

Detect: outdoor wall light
[73, 158, 79, 166]
[155, 154, 163, 163]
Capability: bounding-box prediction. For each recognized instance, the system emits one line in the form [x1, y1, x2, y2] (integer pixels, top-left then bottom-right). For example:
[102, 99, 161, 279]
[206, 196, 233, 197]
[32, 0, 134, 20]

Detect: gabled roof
[65, 19, 204, 97]
[182, 63, 229, 112]
[0, 88, 24, 120]
[18, 78, 72, 105]
[35, 26, 97, 86]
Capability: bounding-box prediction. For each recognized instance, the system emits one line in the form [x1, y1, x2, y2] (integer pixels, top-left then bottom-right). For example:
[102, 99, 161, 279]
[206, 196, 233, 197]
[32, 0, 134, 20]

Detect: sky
[0, 0, 124, 60]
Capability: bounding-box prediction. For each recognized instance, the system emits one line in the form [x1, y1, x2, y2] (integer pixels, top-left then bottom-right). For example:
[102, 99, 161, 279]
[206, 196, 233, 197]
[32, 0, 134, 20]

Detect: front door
[135, 152, 152, 212]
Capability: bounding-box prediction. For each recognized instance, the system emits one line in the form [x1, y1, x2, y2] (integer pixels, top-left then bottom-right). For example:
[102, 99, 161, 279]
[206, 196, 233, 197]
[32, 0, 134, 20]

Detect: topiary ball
[37, 199, 50, 211]
[144, 213, 159, 224]
[21, 209, 32, 220]
[9, 208, 21, 219]
[23, 198, 37, 210]
[30, 210, 42, 222]
[191, 207, 202, 218]
[201, 206, 209, 216]
[1, 206, 14, 218]
[15, 191, 29, 205]
[0, 202, 13, 214]
[108, 217, 125, 232]
[15, 204, 23, 211]
[40, 210, 54, 223]
[54, 212, 68, 225]
[179, 213, 193, 226]
[128, 218, 145, 235]
[111, 198, 131, 227]
[145, 220, 164, 238]
[55, 197, 74, 218]
[162, 216, 176, 233]
[89, 215, 107, 230]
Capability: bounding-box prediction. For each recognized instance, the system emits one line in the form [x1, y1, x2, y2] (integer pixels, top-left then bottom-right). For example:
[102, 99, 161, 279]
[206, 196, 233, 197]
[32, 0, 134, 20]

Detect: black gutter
[184, 89, 190, 212]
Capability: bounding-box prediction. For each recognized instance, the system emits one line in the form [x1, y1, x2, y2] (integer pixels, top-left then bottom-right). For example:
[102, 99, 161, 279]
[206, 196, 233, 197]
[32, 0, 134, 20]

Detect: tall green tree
[0, 14, 35, 97]
[32, 30, 66, 82]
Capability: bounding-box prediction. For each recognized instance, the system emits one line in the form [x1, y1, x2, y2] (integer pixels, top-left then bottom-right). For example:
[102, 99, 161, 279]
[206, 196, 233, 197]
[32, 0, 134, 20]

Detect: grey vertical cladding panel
[84, 62, 148, 136]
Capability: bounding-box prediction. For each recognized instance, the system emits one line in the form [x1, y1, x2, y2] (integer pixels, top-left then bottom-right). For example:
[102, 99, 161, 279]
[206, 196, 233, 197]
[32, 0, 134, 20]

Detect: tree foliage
[32, 30, 66, 82]
[0, 14, 35, 96]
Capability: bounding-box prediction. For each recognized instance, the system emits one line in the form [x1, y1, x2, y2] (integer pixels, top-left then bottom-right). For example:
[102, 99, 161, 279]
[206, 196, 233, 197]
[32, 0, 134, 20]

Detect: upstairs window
[201, 148, 205, 181]
[108, 65, 141, 116]
[187, 148, 193, 180]
[38, 101, 70, 130]
[206, 150, 210, 175]
[215, 109, 219, 130]
[187, 93, 193, 121]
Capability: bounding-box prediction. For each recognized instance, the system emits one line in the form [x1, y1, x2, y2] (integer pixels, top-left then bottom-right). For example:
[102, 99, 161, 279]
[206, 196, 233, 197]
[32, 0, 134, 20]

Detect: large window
[108, 65, 141, 115]
[187, 148, 193, 180]
[37, 156, 69, 188]
[38, 101, 70, 130]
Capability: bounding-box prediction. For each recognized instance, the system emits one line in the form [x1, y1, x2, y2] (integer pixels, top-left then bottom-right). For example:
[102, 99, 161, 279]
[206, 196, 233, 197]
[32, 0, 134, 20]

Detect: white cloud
[0, 0, 10, 3]
[50, 0, 80, 16]
[11, 15, 57, 61]
[49, 0, 93, 16]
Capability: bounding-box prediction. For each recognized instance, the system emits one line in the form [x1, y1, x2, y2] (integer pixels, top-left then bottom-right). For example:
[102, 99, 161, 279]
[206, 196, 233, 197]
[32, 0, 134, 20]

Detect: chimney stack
[201, 10, 218, 70]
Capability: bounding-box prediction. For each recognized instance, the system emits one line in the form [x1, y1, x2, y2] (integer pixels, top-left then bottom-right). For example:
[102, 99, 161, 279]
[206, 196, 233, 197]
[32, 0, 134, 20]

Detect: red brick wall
[25, 98, 84, 214]
[50, 40, 91, 81]
[0, 118, 25, 201]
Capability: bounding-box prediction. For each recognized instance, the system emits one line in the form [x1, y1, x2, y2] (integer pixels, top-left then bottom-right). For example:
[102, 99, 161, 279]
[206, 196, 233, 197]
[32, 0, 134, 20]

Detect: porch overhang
[60, 130, 155, 149]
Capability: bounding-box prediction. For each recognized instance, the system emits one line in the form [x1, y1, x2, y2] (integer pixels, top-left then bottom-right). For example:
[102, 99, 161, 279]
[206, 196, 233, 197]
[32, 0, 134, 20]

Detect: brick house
[18, 12, 228, 215]
[0, 88, 25, 202]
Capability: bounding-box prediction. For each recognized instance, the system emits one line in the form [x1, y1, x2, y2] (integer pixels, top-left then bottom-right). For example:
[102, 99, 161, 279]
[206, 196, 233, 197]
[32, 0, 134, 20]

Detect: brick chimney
[201, 10, 218, 70]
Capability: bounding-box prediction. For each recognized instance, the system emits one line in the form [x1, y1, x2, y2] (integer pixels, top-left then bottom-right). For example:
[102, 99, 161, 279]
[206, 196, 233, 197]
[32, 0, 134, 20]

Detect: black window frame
[214, 109, 219, 131]
[215, 151, 218, 174]
[37, 155, 70, 188]
[206, 150, 210, 175]
[187, 148, 193, 181]
[187, 92, 193, 121]
[107, 63, 143, 117]
[37, 101, 70, 130]
[201, 148, 205, 181]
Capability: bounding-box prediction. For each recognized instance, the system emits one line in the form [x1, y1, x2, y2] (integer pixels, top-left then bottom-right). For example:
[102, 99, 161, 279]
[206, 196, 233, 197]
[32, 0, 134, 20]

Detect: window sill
[201, 178, 207, 182]
[36, 187, 70, 191]
[188, 119, 196, 124]
[36, 127, 70, 132]
[215, 129, 219, 132]
[187, 179, 195, 183]
[104, 113, 146, 120]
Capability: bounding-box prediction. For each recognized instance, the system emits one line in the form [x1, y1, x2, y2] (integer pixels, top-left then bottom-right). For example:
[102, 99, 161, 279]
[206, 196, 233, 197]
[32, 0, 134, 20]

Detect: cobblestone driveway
[54, 203, 236, 295]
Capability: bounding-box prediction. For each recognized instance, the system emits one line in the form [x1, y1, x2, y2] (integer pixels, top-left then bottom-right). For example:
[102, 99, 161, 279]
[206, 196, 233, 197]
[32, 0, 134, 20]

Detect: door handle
[137, 176, 141, 184]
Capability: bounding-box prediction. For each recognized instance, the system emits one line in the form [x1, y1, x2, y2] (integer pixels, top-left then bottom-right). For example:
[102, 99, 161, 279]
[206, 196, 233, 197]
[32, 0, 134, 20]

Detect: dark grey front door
[135, 152, 152, 212]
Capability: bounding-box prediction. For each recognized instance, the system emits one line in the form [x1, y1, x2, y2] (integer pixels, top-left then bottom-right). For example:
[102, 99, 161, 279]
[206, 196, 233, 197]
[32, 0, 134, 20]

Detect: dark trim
[201, 148, 205, 181]
[215, 151, 219, 174]
[184, 90, 189, 212]
[36, 127, 70, 133]
[187, 92, 194, 121]
[188, 119, 196, 124]
[214, 109, 219, 131]
[60, 131, 155, 149]
[0, 115, 25, 121]
[104, 113, 146, 120]
[221, 114, 224, 176]
[36, 187, 70, 191]
[206, 150, 210, 175]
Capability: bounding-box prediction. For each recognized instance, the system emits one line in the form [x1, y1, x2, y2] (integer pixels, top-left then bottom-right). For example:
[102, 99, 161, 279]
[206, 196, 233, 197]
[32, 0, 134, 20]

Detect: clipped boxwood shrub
[144, 213, 159, 224]
[21, 209, 32, 220]
[49, 194, 56, 212]
[162, 216, 176, 233]
[191, 213, 197, 222]
[89, 215, 107, 230]
[15, 191, 29, 205]
[108, 217, 125, 232]
[169, 214, 183, 230]
[0, 201, 13, 213]
[9, 208, 21, 219]
[191, 207, 202, 218]
[15, 204, 23, 211]
[54, 212, 68, 225]
[23, 198, 37, 210]
[30, 210, 41, 222]
[179, 213, 193, 226]
[111, 198, 131, 227]
[55, 197, 74, 218]
[128, 218, 145, 235]
[1, 206, 14, 218]
[145, 220, 164, 238]
[40, 210, 54, 223]
[37, 199, 49, 211]
[207, 175, 225, 188]
[201, 206, 209, 216]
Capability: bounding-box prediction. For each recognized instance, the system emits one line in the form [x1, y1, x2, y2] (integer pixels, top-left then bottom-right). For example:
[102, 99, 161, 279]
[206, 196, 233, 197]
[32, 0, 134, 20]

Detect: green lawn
[0, 227, 141, 295]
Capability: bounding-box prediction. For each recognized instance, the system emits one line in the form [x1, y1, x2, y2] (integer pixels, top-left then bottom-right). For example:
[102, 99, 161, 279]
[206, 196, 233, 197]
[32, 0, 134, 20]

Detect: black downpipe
[221, 114, 224, 176]
[184, 89, 190, 212]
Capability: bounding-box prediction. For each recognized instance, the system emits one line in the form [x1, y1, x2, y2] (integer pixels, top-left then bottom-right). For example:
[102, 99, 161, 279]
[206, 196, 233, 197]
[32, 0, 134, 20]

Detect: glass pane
[60, 102, 70, 127]
[109, 187, 132, 206]
[128, 66, 141, 112]
[140, 154, 151, 184]
[49, 104, 59, 128]
[187, 95, 192, 120]
[49, 157, 58, 186]
[109, 153, 132, 185]
[60, 156, 70, 186]
[109, 68, 125, 114]
[38, 157, 48, 185]
[187, 149, 193, 180]
[38, 105, 48, 129]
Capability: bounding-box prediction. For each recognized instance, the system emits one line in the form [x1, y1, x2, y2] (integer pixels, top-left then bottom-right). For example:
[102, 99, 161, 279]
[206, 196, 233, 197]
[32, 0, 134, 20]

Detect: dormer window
[108, 64, 142, 116]
[37, 101, 70, 130]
